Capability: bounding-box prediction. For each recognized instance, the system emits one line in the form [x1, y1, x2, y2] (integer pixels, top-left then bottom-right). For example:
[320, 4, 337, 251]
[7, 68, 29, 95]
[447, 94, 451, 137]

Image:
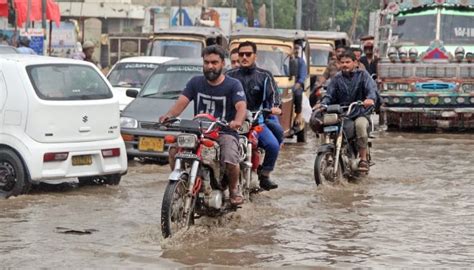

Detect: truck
[373, 0, 474, 129]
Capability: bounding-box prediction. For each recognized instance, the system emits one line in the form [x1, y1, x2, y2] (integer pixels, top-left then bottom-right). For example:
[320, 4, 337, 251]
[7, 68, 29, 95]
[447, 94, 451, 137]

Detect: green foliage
[216, 0, 380, 39]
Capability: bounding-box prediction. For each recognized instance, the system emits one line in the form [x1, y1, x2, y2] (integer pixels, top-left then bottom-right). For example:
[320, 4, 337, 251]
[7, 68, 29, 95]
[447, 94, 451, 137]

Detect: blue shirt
[296, 57, 307, 85]
[182, 75, 246, 123]
[17, 46, 37, 55]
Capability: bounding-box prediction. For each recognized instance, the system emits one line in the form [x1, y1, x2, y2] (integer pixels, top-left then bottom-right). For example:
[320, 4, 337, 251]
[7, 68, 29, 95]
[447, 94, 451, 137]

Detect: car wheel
[78, 174, 121, 186]
[0, 149, 31, 198]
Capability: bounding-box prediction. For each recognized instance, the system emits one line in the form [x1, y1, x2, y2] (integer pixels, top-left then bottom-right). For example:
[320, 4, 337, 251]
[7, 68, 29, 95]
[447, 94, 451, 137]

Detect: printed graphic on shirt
[196, 93, 227, 120]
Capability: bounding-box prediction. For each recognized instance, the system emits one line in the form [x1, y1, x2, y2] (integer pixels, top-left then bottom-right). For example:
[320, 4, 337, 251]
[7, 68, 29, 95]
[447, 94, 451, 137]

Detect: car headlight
[462, 84, 474, 92]
[120, 117, 138, 129]
[177, 134, 198, 149]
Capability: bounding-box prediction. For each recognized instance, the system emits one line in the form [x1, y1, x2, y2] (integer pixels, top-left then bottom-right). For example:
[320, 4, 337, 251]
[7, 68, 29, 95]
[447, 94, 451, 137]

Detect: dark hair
[230, 48, 239, 55]
[201, 45, 226, 61]
[339, 50, 356, 61]
[238, 41, 257, 53]
[335, 44, 347, 51]
[351, 47, 362, 53]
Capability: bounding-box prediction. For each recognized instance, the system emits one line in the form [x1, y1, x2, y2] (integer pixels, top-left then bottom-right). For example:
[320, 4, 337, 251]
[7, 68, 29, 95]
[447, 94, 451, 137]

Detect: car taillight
[43, 152, 69, 162]
[102, 148, 121, 158]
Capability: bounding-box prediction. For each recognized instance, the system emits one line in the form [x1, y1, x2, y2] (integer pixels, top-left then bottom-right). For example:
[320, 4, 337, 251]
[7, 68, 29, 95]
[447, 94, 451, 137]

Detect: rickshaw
[147, 26, 228, 58]
[229, 27, 310, 142]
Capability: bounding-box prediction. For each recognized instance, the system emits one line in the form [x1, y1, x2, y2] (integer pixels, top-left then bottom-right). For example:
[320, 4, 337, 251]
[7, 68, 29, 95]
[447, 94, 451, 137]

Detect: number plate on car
[323, 126, 339, 133]
[72, 155, 92, 166]
[138, 137, 164, 152]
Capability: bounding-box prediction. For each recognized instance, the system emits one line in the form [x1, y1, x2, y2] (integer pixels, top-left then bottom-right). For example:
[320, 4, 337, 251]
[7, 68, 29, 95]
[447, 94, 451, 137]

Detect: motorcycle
[313, 101, 374, 185]
[160, 111, 268, 238]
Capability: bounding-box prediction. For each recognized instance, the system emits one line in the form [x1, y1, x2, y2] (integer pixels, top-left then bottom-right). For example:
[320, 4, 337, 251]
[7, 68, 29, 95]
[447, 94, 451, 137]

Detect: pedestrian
[82, 40, 100, 68]
[17, 37, 37, 55]
[359, 35, 378, 77]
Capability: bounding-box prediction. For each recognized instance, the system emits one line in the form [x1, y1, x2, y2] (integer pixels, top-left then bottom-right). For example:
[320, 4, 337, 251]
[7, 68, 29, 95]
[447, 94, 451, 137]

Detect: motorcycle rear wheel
[161, 179, 192, 238]
[314, 151, 341, 185]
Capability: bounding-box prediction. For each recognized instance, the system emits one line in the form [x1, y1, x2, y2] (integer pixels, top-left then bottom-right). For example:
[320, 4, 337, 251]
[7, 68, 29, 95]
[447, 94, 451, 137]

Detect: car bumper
[27, 137, 127, 181]
[121, 127, 181, 159]
[382, 107, 474, 116]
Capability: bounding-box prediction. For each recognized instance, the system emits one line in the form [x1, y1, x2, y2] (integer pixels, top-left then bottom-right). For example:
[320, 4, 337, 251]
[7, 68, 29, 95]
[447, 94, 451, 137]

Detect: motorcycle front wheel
[314, 151, 341, 185]
[161, 179, 192, 238]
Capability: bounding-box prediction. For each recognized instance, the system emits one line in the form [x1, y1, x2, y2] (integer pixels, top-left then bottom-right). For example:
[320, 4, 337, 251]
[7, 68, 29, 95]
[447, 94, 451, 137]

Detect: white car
[107, 56, 176, 111]
[0, 55, 127, 198]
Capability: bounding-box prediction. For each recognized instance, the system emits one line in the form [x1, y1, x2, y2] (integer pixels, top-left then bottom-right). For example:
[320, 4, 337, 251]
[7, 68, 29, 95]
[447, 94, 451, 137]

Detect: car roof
[154, 26, 226, 37]
[231, 27, 306, 41]
[116, 56, 177, 64]
[306, 31, 350, 41]
[162, 58, 203, 66]
[0, 54, 96, 66]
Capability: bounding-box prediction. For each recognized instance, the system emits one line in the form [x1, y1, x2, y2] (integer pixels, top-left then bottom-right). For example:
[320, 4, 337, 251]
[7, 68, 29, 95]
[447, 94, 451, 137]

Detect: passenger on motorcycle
[314, 50, 377, 172]
[159, 45, 247, 205]
[226, 41, 283, 191]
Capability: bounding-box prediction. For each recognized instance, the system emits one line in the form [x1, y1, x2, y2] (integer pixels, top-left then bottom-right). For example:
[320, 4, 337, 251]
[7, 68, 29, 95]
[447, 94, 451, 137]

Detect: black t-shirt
[182, 75, 246, 123]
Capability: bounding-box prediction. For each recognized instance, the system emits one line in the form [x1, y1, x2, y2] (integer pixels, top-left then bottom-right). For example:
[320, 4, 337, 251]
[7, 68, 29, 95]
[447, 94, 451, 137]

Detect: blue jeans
[265, 115, 284, 145]
[258, 119, 282, 172]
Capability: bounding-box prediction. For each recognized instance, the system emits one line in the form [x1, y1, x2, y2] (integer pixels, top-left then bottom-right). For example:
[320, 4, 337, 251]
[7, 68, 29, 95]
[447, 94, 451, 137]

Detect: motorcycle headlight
[398, 84, 409, 91]
[120, 117, 138, 129]
[177, 134, 198, 149]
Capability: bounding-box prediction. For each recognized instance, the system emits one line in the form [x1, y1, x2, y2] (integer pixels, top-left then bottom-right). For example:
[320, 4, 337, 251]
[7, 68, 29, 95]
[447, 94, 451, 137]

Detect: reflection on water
[0, 132, 473, 267]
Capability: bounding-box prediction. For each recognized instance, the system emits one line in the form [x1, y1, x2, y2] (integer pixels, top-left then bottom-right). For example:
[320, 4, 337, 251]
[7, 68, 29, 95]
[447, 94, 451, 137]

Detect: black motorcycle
[314, 101, 374, 185]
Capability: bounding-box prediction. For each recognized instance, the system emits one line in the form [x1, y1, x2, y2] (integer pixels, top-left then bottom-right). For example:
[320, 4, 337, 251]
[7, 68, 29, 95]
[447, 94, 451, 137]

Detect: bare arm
[229, 100, 247, 130]
[159, 95, 190, 122]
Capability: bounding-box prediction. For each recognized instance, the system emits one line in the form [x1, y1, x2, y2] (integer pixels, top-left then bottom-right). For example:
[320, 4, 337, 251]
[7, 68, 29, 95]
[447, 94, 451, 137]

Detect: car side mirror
[289, 58, 299, 77]
[126, 89, 139, 98]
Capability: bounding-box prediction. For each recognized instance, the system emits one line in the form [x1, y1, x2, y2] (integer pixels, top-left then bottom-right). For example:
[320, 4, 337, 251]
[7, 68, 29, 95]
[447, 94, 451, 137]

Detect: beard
[203, 68, 222, 82]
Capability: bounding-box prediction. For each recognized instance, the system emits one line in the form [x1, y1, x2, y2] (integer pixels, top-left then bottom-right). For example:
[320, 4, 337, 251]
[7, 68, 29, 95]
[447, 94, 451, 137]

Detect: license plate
[138, 137, 164, 152]
[72, 155, 92, 166]
[324, 126, 339, 133]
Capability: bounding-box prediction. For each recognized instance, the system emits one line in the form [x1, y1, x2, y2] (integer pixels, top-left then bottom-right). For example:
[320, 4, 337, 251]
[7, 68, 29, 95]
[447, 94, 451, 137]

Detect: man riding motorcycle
[226, 41, 283, 191]
[159, 45, 247, 205]
[314, 50, 377, 172]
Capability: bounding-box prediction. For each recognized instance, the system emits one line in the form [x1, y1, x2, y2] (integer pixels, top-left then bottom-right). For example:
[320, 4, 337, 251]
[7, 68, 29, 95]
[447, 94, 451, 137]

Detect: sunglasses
[238, 52, 253, 58]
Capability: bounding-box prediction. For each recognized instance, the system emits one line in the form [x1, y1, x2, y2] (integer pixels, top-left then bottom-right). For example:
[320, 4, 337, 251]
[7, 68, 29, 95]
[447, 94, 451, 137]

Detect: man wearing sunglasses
[226, 41, 283, 191]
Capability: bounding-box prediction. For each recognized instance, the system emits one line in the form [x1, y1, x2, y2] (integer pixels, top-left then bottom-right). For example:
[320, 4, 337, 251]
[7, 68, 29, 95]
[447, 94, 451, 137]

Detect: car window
[140, 65, 202, 99]
[151, 40, 203, 58]
[27, 64, 113, 100]
[107, 62, 158, 88]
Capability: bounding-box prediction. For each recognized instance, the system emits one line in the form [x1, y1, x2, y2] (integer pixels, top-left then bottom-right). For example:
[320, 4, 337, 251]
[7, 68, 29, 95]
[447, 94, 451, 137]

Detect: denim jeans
[258, 116, 283, 172]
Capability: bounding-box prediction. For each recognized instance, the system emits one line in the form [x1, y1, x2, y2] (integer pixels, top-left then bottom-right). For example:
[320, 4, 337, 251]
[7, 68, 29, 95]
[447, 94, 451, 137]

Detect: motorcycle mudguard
[169, 169, 186, 181]
[317, 144, 335, 154]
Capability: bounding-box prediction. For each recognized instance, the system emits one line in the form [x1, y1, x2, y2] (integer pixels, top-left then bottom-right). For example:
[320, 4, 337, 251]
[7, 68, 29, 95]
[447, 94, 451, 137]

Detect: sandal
[229, 190, 244, 206]
[358, 160, 369, 172]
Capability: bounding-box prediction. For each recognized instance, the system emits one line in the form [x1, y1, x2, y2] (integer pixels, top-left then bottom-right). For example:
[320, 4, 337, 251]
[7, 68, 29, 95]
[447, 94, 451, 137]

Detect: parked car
[107, 56, 176, 110]
[0, 55, 127, 198]
[120, 58, 202, 163]
[0, 45, 18, 54]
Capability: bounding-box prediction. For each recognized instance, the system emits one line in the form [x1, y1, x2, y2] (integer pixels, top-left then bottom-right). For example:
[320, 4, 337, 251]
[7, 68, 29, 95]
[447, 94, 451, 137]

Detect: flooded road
[1, 132, 473, 267]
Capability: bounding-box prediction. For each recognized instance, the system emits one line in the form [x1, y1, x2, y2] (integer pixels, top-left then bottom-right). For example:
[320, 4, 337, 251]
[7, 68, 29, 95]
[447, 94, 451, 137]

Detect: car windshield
[151, 40, 203, 58]
[392, 11, 437, 45]
[440, 9, 474, 45]
[256, 48, 289, 76]
[0, 46, 17, 54]
[310, 47, 331, 66]
[140, 64, 203, 99]
[27, 64, 112, 100]
[107, 62, 158, 87]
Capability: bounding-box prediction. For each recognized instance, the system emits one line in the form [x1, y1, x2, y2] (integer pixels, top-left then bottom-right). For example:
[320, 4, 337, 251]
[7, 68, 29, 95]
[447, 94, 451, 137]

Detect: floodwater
[1, 132, 473, 268]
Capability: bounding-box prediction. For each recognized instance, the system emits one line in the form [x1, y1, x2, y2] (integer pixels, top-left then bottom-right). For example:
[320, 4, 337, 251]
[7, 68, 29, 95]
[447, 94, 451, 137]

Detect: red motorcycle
[160, 111, 267, 238]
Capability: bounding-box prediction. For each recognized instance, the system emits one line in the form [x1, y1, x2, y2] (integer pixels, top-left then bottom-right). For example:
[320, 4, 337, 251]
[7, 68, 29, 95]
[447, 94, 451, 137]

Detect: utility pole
[331, 0, 335, 30]
[296, 0, 302, 29]
[271, 0, 274, 28]
[178, 0, 182, 26]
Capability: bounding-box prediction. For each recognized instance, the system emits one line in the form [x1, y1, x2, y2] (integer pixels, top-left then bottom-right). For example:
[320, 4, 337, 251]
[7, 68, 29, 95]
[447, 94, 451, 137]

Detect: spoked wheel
[161, 179, 193, 238]
[0, 149, 31, 198]
[314, 151, 341, 185]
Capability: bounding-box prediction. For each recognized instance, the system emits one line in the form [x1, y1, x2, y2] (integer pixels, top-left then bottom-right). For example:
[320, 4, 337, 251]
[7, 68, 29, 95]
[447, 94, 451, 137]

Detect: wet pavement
[1, 131, 473, 268]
